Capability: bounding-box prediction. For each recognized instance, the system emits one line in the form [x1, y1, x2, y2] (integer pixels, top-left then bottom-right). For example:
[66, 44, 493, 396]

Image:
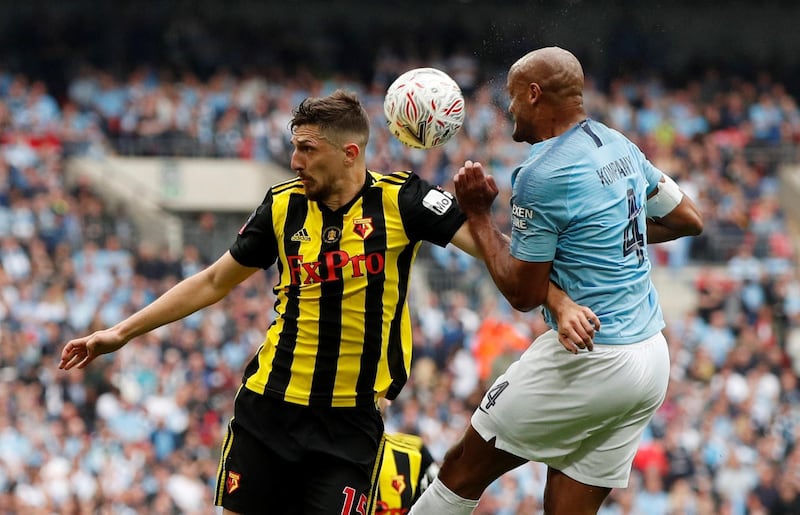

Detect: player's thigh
[298, 403, 383, 514]
[437, 424, 528, 499]
[471, 330, 669, 467]
[216, 419, 302, 514]
[302, 452, 375, 515]
[470, 331, 585, 459]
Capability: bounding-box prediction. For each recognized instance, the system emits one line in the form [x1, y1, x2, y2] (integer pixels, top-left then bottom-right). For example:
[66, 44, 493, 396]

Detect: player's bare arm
[646, 174, 703, 243]
[449, 222, 483, 258]
[454, 160, 551, 311]
[451, 205, 600, 349]
[59, 252, 259, 370]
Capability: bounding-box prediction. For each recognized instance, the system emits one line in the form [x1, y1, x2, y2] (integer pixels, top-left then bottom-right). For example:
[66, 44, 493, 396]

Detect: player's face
[290, 124, 346, 202]
[507, 73, 535, 143]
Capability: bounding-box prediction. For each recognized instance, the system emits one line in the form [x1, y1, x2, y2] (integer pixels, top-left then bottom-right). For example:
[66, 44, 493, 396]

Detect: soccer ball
[383, 67, 465, 149]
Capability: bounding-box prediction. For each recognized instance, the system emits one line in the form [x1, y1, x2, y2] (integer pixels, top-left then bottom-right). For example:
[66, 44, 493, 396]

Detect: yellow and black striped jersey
[230, 170, 466, 407]
[368, 433, 438, 514]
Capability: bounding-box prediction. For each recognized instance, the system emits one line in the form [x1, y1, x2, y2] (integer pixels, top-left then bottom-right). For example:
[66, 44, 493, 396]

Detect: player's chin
[304, 184, 320, 200]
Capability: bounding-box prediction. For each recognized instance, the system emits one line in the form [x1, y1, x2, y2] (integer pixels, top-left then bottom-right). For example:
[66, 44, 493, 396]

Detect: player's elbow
[682, 210, 704, 237]
[501, 264, 549, 312]
[677, 197, 704, 237]
[661, 203, 703, 238]
[510, 300, 540, 312]
[688, 221, 703, 237]
[506, 290, 545, 313]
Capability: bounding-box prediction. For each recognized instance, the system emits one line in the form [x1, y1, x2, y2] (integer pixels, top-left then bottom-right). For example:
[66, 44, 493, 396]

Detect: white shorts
[471, 329, 670, 488]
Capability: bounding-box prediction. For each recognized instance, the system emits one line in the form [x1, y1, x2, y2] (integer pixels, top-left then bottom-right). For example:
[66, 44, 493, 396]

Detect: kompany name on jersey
[596, 155, 635, 186]
[511, 203, 533, 230]
[422, 188, 454, 215]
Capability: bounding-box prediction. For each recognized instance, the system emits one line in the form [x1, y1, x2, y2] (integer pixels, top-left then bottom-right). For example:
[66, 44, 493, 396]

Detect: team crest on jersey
[322, 226, 341, 244]
[391, 474, 407, 494]
[291, 228, 312, 242]
[353, 217, 374, 239]
[226, 471, 241, 494]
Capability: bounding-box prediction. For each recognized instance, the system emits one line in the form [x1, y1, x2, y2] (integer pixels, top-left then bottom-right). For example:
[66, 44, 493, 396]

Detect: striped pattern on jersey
[243, 171, 420, 407]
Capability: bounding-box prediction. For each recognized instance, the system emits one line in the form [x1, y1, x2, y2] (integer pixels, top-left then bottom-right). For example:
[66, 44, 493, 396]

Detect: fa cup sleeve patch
[422, 189, 453, 215]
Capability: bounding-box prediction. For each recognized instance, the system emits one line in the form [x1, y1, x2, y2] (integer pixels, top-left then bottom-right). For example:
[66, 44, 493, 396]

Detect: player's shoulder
[269, 176, 304, 198]
[371, 169, 414, 188]
[582, 119, 635, 147]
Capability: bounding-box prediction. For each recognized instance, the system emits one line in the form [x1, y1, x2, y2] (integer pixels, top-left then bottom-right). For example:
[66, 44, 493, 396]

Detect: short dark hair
[290, 89, 370, 146]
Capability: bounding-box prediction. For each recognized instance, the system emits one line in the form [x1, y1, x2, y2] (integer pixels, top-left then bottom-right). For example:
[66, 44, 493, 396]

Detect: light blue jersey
[509, 119, 665, 344]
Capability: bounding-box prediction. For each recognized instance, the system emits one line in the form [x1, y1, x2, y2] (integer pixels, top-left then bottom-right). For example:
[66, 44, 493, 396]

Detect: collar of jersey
[316, 169, 375, 214]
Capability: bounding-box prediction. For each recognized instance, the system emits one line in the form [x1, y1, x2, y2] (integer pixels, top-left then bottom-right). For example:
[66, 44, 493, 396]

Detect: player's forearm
[646, 220, 685, 243]
[647, 195, 703, 243]
[113, 269, 231, 342]
[544, 282, 570, 315]
[468, 214, 536, 309]
[646, 211, 702, 243]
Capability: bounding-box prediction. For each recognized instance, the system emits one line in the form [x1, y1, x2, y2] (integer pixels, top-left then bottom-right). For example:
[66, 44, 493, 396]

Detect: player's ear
[343, 142, 360, 164]
[530, 82, 543, 104]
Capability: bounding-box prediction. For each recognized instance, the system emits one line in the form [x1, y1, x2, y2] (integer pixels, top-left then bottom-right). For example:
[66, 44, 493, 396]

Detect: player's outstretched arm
[449, 222, 483, 258]
[59, 251, 259, 370]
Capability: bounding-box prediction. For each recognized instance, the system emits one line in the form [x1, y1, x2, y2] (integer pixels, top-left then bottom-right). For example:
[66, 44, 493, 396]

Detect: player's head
[289, 90, 370, 201]
[291, 89, 370, 149]
[506, 46, 586, 143]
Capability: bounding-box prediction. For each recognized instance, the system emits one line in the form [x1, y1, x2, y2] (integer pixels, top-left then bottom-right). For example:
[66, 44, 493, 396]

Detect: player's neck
[540, 108, 587, 140]
[321, 168, 367, 211]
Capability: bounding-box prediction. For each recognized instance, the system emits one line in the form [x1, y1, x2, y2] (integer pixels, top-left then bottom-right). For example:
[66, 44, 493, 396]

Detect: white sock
[409, 477, 479, 514]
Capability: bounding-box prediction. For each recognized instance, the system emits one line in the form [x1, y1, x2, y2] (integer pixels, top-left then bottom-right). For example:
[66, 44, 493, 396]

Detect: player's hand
[59, 329, 128, 370]
[556, 304, 600, 354]
[453, 160, 498, 218]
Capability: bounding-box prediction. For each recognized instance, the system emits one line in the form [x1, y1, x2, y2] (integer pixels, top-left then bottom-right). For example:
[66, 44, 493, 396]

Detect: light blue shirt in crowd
[509, 119, 665, 344]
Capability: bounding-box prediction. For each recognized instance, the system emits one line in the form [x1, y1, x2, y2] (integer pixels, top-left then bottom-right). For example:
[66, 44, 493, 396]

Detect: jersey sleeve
[630, 142, 665, 195]
[229, 191, 279, 269]
[398, 173, 467, 247]
[509, 166, 569, 262]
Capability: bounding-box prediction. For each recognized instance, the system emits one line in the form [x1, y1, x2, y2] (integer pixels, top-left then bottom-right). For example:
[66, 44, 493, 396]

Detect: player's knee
[543, 469, 611, 514]
[438, 441, 473, 493]
[437, 441, 489, 498]
[442, 439, 466, 463]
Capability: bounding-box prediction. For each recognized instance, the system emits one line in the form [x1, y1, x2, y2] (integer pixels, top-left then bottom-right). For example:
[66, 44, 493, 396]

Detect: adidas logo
[291, 228, 311, 242]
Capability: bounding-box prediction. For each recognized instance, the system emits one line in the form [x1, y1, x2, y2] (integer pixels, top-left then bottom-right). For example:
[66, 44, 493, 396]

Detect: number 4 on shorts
[483, 381, 510, 410]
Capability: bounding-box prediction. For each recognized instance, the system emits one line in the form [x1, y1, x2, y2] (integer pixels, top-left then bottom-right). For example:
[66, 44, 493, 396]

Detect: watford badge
[391, 474, 407, 495]
[226, 471, 241, 494]
[353, 217, 374, 239]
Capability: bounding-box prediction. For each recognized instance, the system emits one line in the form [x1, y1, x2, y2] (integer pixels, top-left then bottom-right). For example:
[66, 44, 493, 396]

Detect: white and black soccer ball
[383, 67, 465, 149]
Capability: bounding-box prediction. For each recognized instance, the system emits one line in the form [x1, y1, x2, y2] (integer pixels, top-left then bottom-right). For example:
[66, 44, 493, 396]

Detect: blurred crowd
[1, 51, 800, 514]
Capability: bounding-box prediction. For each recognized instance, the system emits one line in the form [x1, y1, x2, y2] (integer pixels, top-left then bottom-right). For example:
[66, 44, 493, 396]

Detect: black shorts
[215, 386, 384, 514]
